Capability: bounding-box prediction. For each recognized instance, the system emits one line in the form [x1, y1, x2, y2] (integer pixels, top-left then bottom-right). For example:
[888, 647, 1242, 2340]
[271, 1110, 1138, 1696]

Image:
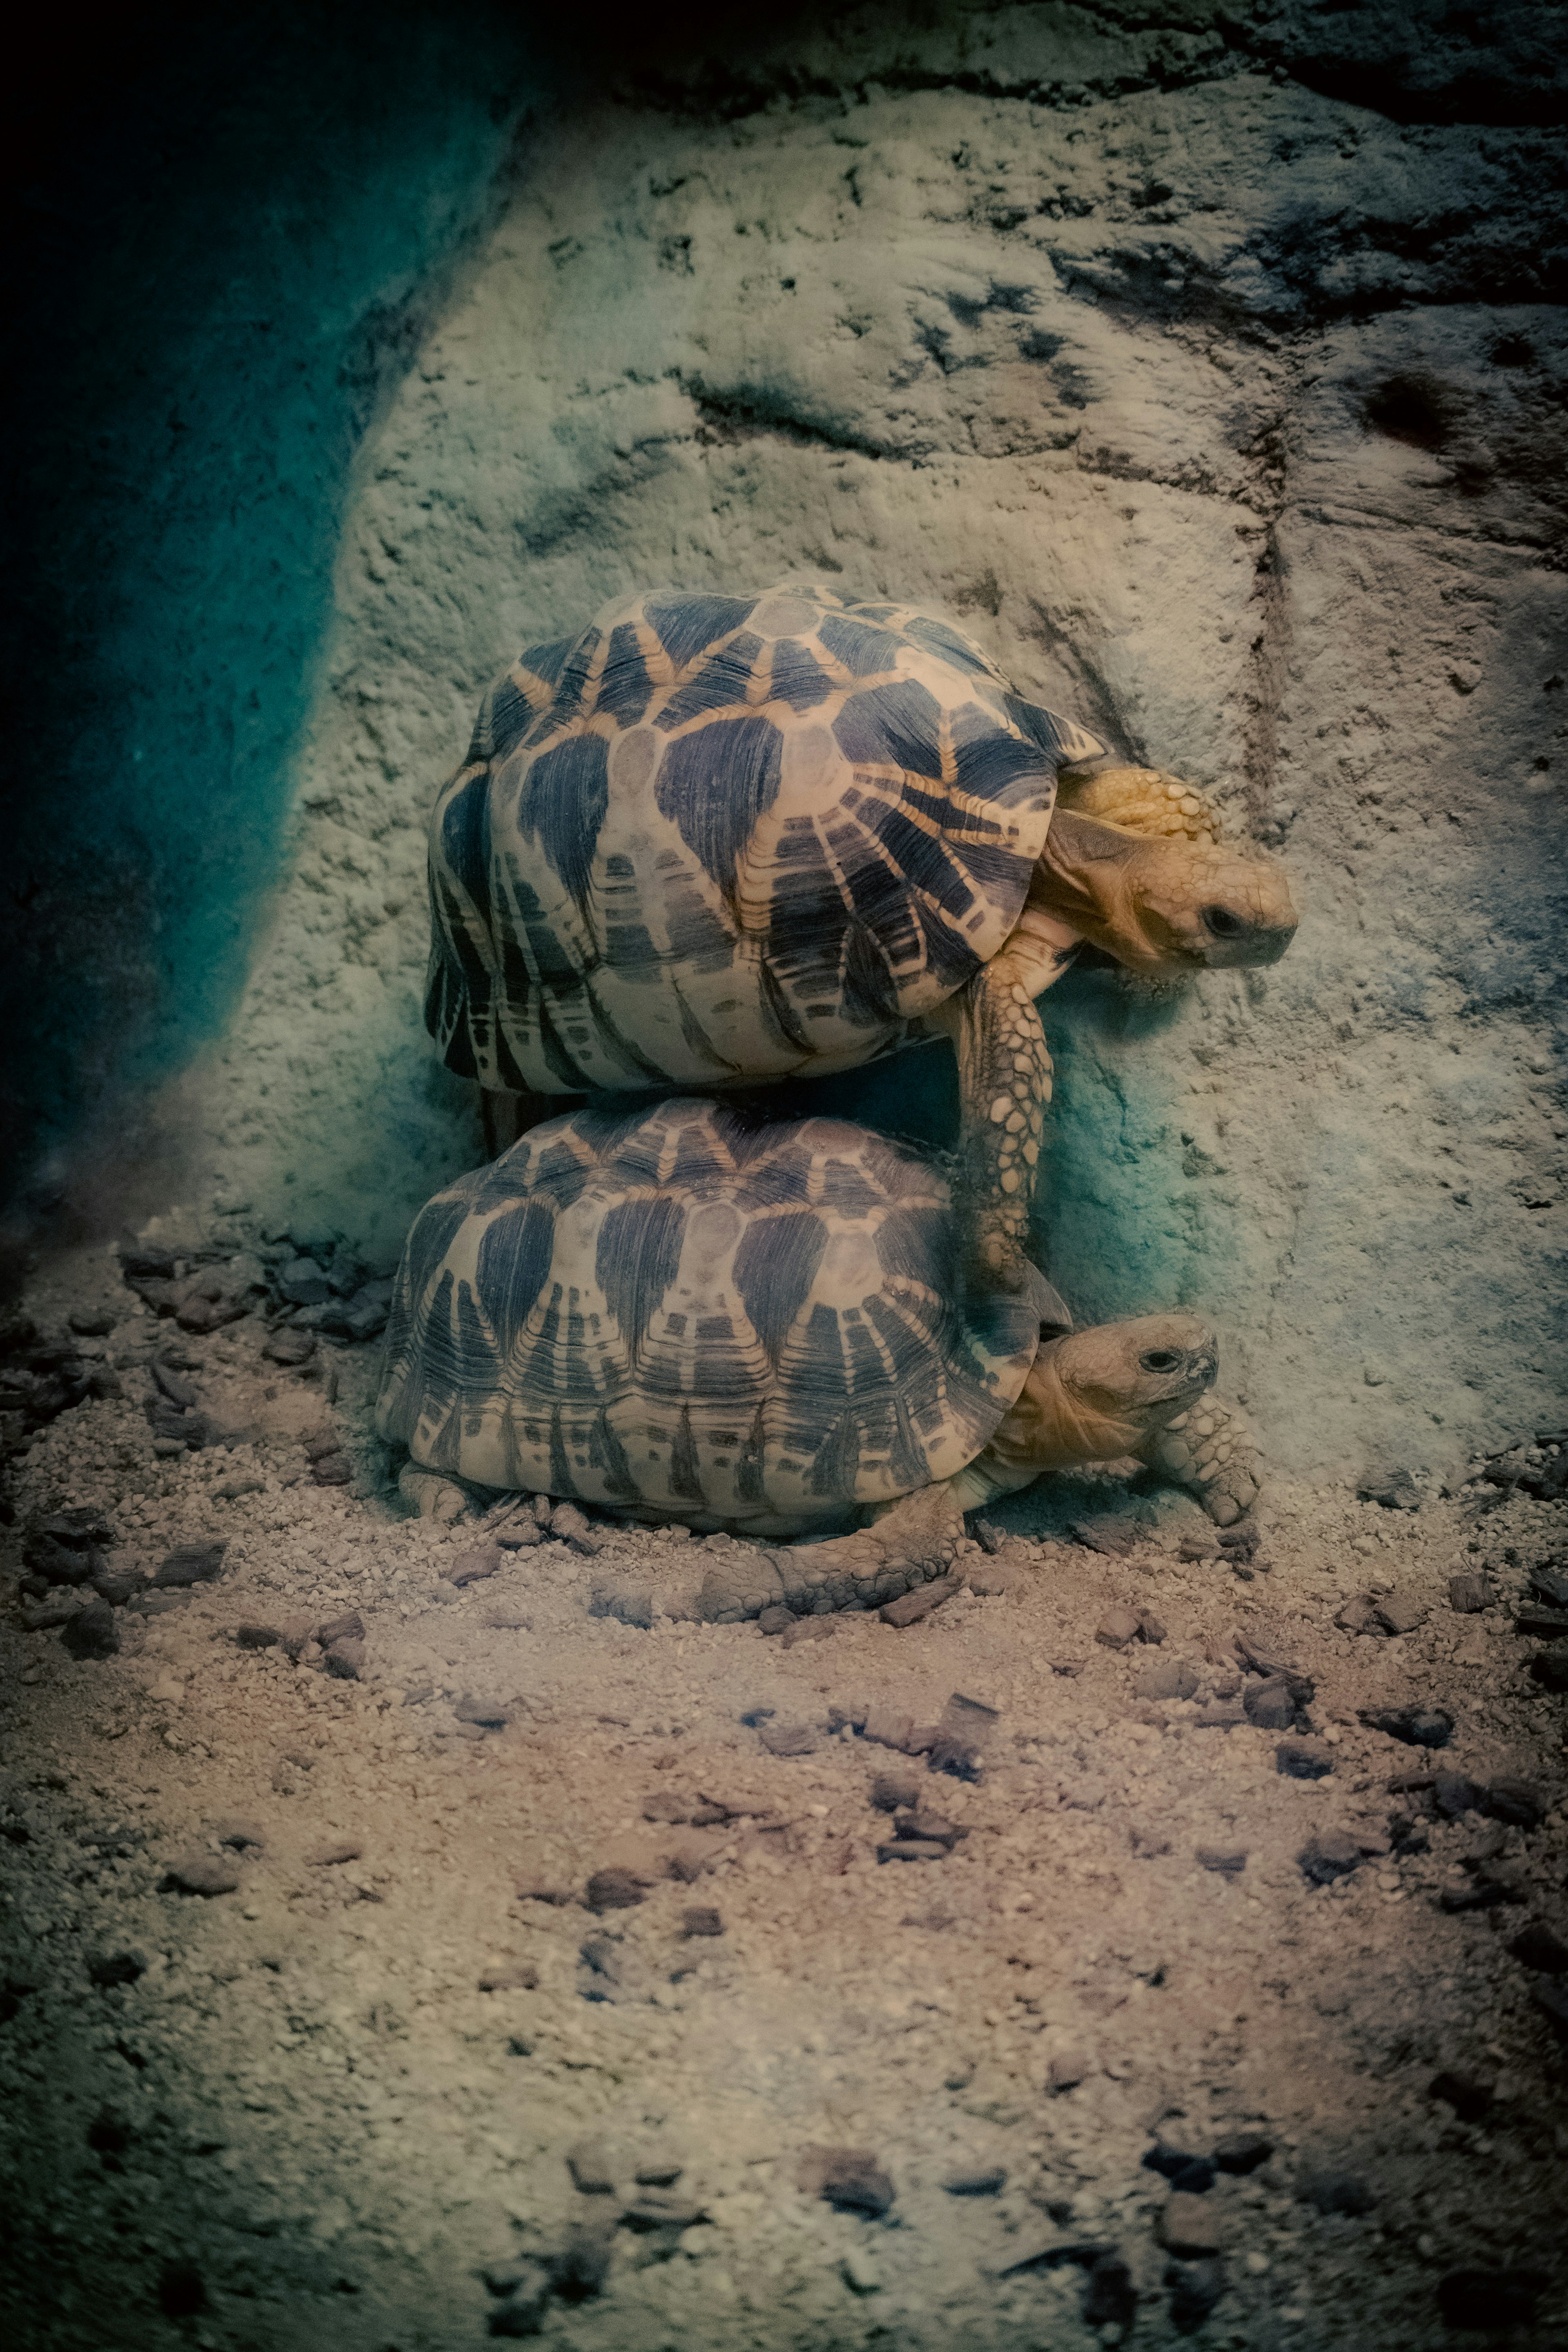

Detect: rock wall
[142, 3, 1568, 1486]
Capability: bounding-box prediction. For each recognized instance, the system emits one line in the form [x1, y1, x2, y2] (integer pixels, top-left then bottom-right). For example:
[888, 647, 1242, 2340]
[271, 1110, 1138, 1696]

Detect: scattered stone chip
[443, 1546, 501, 1588]
[1196, 1845, 1248, 1875]
[585, 1867, 647, 1912]
[1360, 1705, 1452, 1748]
[758, 1722, 816, 1757]
[1429, 2069, 1494, 2122]
[151, 1542, 227, 1590]
[1047, 2049, 1091, 2093]
[682, 1906, 724, 1938]
[1276, 1738, 1334, 1780]
[306, 1839, 364, 1867]
[1448, 1573, 1493, 1614]
[161, 1854, 241, 1897]
[797, 2146, 895, 2216]
[478, 1962, 539, 1991]
[1300, 1831, 1363, 1884]
[1095, 1607, 1143, 1649]
[942, 2166, 1007, 2196]
[880, 1575, 959, 1628]
[1374, 1592, 1427, 1635]
[1161, 2194, 1222, 2255]
[60, 1601, 120, 1659]
[1213, 2132, 1273, 2175]
[1243, 1675, 1295, 1730]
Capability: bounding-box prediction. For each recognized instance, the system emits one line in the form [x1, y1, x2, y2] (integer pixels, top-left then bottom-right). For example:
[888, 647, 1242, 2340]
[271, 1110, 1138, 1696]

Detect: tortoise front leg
[1135, 1399, 1261, 1526]
[925, 946, 1052, 1294]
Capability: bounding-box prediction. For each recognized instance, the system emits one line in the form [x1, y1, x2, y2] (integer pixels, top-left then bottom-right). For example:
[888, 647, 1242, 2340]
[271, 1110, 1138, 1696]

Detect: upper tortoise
[426, 583, 1297, 1284]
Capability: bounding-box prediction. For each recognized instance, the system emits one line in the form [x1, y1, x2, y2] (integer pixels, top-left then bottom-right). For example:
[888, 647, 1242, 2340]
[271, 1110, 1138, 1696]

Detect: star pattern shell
[375, 1100, 1042, 1530]
[425, 582, 1105, 1097]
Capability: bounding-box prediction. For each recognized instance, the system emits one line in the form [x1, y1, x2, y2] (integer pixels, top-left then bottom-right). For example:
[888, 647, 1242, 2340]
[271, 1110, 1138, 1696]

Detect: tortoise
[425, 580, 1297, 1289]
[374, 1088, 1258, 1624]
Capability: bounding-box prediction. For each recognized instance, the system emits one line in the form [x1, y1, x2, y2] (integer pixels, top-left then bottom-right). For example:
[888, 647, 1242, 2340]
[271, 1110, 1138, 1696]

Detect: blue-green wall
[3, 4, 539, 1210]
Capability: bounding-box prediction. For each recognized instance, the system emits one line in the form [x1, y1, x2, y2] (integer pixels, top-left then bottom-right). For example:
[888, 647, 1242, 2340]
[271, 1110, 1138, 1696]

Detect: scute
[425, 583, 1106, 1098]
[376, 1100, 1040, 1530]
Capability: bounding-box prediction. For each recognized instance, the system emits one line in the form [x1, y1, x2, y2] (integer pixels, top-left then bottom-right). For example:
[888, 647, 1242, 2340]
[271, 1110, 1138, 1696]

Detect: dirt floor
[2, 1246, 1566, 2352]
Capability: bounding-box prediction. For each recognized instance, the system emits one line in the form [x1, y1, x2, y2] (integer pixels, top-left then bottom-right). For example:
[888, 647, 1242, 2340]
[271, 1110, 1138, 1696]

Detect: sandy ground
[2, 1251, 1566, 2352]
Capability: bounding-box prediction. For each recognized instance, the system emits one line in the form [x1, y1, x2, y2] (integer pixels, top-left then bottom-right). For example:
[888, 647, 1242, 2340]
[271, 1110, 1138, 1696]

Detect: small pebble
[1196, 1846, 1248, 1875]
[1047, 2049, 1091, 2093]
[87, 1949, 147, 1987]
[1300, 1831, 1363, 1884]
[1447, 1573, 1493, 1613]
[758, 1722, 816, 1757]
[942, 2166, 1007, 2196]
[1428, 2069, 1494, 2122]
[151, 1542, 227, 1591]
[477, 1963, 539, 1991]
[1166, 2257, 1228, 2326]
[1095, 1607, 1142, 1650]
[212, 1819, 266, 1851]
[1161, 2193, 1222, 2255]
[324, 1637, 365, 1681]
[161, 1854, 241, 1897]
[798, 2146, 895, 2217]
[236, 1624, 283, 1650]
[585, 1867, 647, 1912]
[841, 2249, 882, 2296]
[443, 1546, 501, 1588]
[566, 2136, 618, 2195]
[876, 1839, 948, 1863]
[1213, 2132, 1273, 2175]
[306, 1840, 364, 1867]
[1297, 2169, 1375, 2216]
[1243, 1676, 1295, 1730]
[1360, 1705, 1452, 1749]
[1137, 1658, 1198, 1702]
[263, 1330, 315, 1367]
[1373, 1592, 1427, 1635]
[1509, 1917, 1568, 1974]
[1276, 1738, 1334, 1780]
[870, 1771, 922, 1813]
[880, 1575, 958, 1628]
[60, 1601, 121, 1659]
[682, 1906, 724, 1938]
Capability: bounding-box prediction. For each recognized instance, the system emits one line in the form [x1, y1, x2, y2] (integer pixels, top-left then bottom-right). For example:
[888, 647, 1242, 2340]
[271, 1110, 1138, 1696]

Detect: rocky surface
[1, 1240, 1566, 2350]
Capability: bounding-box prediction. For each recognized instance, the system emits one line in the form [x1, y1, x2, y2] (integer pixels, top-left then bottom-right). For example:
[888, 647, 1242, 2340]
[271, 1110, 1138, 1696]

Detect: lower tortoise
[425, 580, 1297, 1287]
[376, 1086, 1258, 1624]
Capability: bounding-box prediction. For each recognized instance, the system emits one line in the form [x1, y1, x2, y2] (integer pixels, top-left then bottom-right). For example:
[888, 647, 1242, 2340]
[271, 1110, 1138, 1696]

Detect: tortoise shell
[425, 581, 1105, 1098]
[375, 1098, 1047, 1533]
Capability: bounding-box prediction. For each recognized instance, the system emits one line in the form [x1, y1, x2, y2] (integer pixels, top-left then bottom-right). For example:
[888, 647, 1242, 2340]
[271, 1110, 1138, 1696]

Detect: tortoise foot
[1142, 1399, 1261, 1525]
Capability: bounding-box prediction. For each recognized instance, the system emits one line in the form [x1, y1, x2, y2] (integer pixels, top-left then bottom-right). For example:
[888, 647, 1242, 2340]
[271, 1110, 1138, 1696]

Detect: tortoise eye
[1140, 1349, 1181, 1373]
[1202, 905, 1245, 939]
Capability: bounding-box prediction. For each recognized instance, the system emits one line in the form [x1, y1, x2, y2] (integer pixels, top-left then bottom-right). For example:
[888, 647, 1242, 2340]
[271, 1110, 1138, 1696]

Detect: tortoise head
[997, 1311, 1220, 1472]
[1036, 810, 1298, 977]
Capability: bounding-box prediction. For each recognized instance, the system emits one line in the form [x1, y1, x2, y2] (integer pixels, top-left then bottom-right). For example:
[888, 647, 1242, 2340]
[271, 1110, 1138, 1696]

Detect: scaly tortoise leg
[589, 1485, 966, 1626]
[925, 945, 1051, 1295]
[1136, 1399, 1261, 1526]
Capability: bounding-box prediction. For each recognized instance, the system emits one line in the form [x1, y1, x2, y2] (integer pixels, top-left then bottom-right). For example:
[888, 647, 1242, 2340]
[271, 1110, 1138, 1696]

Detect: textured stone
[1161, 2194, 1223, 2256]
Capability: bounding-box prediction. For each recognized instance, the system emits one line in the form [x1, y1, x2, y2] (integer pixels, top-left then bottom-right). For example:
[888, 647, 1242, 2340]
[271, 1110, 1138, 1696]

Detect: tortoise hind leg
[925, 945, 1051, 1295]
[588, 1486, 966, 1626]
